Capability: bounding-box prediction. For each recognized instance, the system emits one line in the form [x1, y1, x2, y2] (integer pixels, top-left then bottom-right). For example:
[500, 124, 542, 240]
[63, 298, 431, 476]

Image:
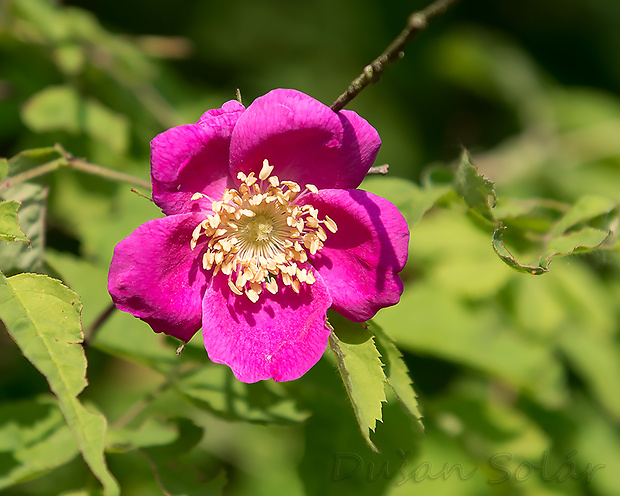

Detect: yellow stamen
[189, 159, 334, 302]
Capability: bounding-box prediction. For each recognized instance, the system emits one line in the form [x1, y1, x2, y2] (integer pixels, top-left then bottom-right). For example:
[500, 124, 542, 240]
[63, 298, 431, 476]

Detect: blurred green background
[1, 0, 619, 495]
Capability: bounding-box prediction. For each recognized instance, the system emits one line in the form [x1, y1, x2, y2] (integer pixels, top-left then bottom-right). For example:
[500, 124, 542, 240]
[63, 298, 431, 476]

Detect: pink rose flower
[108, 89, 409, 383]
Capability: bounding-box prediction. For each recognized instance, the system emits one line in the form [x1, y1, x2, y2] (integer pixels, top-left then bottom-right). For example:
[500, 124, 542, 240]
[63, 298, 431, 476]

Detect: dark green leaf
[0, 396, 79, 489]
[0, 183, 47, 274]
[0, 201, 28, 244]
[454, 149, 497, 223]
[106, 417, 179, 453]
[295, 358, 421, 496]
[141, 418, 226, 496]
[0, 273, 119, 495]
[176, 364, 308, 424]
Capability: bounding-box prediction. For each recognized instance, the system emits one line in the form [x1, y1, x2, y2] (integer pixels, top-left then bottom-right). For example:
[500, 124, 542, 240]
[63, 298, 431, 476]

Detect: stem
[330, 0, 460, 112]
[0, 145, 151, 191]
[85, 302, 117, 347]
[1, 158, 67, 187]
[67, 157, 152, 190]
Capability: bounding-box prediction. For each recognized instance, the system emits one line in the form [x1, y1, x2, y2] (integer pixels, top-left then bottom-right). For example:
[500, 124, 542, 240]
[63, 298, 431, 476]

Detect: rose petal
[201, 269, 332, 383]
[302, 188, 409, 322]
[229, 89, 380, 190]
[151, 100, 245, 215]
[108, 213, 209, 342]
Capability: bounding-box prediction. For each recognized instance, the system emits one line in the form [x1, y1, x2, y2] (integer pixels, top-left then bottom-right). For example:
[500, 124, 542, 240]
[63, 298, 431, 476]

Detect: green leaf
[492, 224, 549, 275]
[0, 183, 47, 274]
[106, 417, 180, 453]
[559, 327, 620, 419]
[295, 358, 420, 496]
[327, 314, 387, 453]
[0, 396, 79, 489]
[0, 201, 28, 244]
[375, 283, 567, 408]
[362, 176, 451, 228]
[541, 227, 610, 263]
[141, 418, 227, 496]
[549, 195, 617, 237]
[369, 321, 424, 431]
[22, 85, 129, 154]
[6, 146, 65, 177]
[454, 149, 497, 224]
[493, 196, 614, 275]
[0, 273, 119, 496]
[176, 364, 308, 424]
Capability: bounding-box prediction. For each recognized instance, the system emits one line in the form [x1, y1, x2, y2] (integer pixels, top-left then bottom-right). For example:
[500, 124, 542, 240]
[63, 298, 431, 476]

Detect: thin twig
[84, 301, 117, 347]
[131, 188, 154, 202]
[330, 0, 460, 112]
[0, 144, 151, 191]
[68, 157, 152, 190]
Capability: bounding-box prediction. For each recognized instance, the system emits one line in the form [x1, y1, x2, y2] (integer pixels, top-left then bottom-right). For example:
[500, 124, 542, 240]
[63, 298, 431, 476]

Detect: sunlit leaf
[542, 227, 610, 263]
[328, 314, 387, 453]
[375, 283, 567, 408]
[493, 196, 615, 275]
[0, 158, 7, 181]
[362, 176, 450, 228]
[0, 201, 28, 244]
[0, 273, 119, 496]
[454, 149, 497, 224]
[369, 321, 424, 431]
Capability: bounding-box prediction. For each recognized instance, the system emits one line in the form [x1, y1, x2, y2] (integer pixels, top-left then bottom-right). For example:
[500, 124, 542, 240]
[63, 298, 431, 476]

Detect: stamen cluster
[190, 159, 337, 303]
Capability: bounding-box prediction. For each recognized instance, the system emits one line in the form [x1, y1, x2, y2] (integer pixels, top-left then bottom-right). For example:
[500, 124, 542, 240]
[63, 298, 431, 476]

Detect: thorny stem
[330, 0, 460, 112]
[0, 144, 151, 191]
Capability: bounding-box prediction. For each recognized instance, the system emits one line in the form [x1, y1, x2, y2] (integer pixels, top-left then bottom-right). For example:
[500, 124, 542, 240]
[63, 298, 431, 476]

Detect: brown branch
[84, 301, 117, 347]
[0, 144, 151, 191]
[330, 0, 460, 112]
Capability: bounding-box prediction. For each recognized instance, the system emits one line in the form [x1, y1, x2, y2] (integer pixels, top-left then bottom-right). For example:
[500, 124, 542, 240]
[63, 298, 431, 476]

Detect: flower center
[189, 159, 337, 303]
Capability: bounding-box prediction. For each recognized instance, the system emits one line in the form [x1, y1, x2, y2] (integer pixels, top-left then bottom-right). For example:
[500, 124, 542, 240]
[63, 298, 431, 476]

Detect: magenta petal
[229, 89, 380, 190]
[202, 271, 332, 383]
[151, 100, 245, 215]
[108, 213, 208, 342]
[303, 189, 409, 322]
